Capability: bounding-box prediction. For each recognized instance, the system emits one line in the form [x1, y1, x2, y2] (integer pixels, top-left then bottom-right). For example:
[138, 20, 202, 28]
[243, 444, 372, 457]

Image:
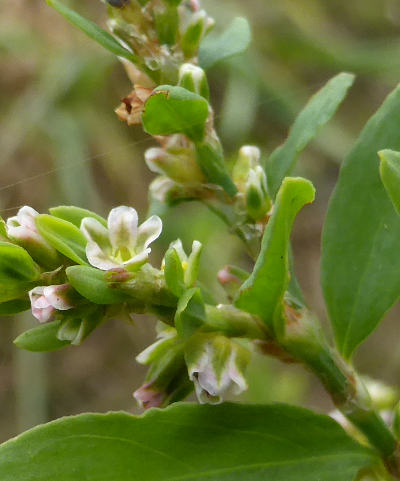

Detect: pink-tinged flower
[6, 206, 59, 268]
[133, 382, 165, 409]
[185, 334, 250, 404]
[80, 206, 162, 271]
[29, 284, 75, 323]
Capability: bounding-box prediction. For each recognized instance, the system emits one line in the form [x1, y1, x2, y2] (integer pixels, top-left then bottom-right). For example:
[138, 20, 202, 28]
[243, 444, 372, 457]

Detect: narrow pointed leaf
[50, 206, 107, 228]
[236, 177, 315, 332]
[36, 215, 88, 265]
[66, 265, 129, 304]
[199, 17, 251, 70]
[0, 299, 30, 316]
[0, 403, 374, 481]
[267, 73, 355, 198]
[142, 85, 209, 142]
[14, 320, 70, 352]
[46, 0, 138, 64]
[379, 149, 400, 216]
[322, 85, 400, 359]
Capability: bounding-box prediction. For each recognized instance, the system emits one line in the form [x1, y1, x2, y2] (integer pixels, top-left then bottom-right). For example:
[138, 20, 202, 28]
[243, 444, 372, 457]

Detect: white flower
[185, 334, 250, 404]
[162, 239, 202, 287]
[80, 206, 162, 271]
[29, 284, 75, 323]
[6, 206, 59, 268]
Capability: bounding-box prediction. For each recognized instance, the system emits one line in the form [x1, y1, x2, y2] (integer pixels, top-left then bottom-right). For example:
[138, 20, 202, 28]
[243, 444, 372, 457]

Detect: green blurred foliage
[2, 0, 400, 443]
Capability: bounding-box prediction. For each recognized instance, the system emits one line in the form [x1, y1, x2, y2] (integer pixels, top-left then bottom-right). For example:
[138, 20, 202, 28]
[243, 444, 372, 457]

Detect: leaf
[0, 242, 40, 283]
[45, 0, 138, 65]
[195, 142, 238, 197]
[322, 85, 400, 359]
[199, 17, 251, 70]
[36, 215, 88, 265]
[164, 248, 185, 297]
[0, 299, 30, 316]
[379, 149, 400, 216]
[266, 73, 355, 198]
[175, 287, 206, 339]
[236, 178, 315, 333]
[49, 206, 107, 229]
[14, 320, 70, 352]
[66, 265, 129, 304]
[142, 85, 209, 142]
[0, 403, 374, 481]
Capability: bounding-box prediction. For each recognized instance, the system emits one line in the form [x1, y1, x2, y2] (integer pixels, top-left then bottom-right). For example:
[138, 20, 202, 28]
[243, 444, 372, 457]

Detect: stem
[281, 319, 400, 478]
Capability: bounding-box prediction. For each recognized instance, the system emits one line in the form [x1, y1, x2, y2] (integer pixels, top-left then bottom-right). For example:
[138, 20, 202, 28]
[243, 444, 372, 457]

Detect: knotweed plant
[2, 1, 400, 480]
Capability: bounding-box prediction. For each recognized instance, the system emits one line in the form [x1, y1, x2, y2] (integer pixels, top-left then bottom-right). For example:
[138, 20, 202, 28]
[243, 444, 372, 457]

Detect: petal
[17, 206, 39, 230]
[108, 206, 138, 251]
[32, 305, 56, 323]
[29, 286, 45, 304]
[136, 215, 162, 251]
[7, 224, 43, 243]
[43, 284, 75, 310]
[169, 239, 187, 263]
[86, 241, 120, 270]
[133, 382, 165, 409]
[81, 217, 111, 253]
[123, 248, 151, 268]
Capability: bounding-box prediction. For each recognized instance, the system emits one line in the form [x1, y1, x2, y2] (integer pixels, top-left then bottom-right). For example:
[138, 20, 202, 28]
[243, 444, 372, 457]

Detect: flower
[80, 206, 162, 271]
[185, 333, 250, 404]
[163, 239, 202, 289]
[6, 206, 59, 268]
[29, 284, 76, 323]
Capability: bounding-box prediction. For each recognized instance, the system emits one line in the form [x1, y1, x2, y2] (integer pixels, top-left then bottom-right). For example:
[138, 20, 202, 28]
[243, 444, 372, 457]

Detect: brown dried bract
[115, 85, 153, 126]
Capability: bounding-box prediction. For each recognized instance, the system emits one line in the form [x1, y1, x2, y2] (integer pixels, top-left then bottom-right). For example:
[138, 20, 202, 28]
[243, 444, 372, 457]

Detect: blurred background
[2, 0, 400, 442]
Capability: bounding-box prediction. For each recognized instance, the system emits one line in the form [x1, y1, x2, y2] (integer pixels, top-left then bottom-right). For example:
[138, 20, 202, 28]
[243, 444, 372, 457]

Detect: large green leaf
[142, 85, 209, 142]
[36, 215, 88, 265]
[199, 18, 251, 70]
[0, 403, 373, 481]
[0, 242, 40, 283]
[46, 0, 138, 64]
[266, 73, 355, 198]
[236, 177, 315, 333]
[379, 149, 400, 216]
[322, 85, 400, 359]
[49, 206, 107, 229]
[66, 265, 129, 305]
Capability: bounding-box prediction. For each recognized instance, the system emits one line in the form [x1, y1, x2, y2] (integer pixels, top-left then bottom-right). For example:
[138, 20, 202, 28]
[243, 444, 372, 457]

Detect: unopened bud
[180, 10, 213, 59]
[29, 284, 77, 324]
[185, 333, 250, 404]
[7, 206, 60, 269]
[233, 146, 261, 193]
[134, 331, 191, 408]
[217, 265, 249, 300]
[246, 166, 271, 221]
[178, 63, 209, 100]
[145, 146, 205, 184]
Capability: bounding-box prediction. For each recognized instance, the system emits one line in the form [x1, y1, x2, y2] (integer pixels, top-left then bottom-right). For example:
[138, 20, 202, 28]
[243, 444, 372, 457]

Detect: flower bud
[232, 146, 261, 193]
[29, 284, 77, 323]
[6, 206, 60, 269]
[163, 239, 202, 289]
[245, 166, 271, 221]
[185, 333, 250, 404]
[178, 63, 209, 100]
[145, 145, 205, 184]
[134, 329, 192, 408]
[217, 265, 249, 301]
[180, 10, 214, 59]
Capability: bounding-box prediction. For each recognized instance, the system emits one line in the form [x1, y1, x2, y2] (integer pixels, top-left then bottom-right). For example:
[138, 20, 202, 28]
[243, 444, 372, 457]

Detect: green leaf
[46, 0, 138, 64]
[0, 403, 374, 481]
[0, 283, 35, 304]
[0, 242, 40, 283]
[66, 265, 129, 304]
[175, 287, 206, 339]
[14, 320, 70, 352]
[36, 215, 88, 265]
[195, 142, 238, 197]
[199, 17, 251, 70]
[142, 85, 209, 142]
[49, 206, 107, 229]
[164, 248, 185, 297]
[379, 149, 400, 216]
[266, 73, 355, 198]
[322, 85, 400, 359]
[236, 178, 315, 333]
[0, 299, 30, 316]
